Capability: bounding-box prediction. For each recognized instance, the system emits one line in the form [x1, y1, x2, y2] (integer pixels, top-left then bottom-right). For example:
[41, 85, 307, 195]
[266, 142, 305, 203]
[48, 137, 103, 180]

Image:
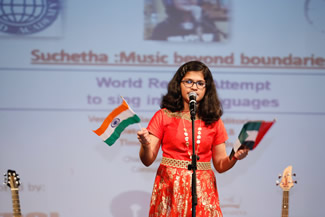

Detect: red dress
[147, 109, 228, 217]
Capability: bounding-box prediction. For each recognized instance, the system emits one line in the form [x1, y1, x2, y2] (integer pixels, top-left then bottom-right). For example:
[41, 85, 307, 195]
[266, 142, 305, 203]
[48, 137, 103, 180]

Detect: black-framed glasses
[181, 80, 206, 89]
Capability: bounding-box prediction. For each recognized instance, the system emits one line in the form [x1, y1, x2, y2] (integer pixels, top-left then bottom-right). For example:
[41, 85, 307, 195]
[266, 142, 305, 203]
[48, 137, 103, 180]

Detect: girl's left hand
[234, 148, 249, 160]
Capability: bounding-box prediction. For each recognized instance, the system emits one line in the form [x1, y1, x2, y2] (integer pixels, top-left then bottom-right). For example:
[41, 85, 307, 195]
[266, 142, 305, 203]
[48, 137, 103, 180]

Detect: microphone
[188, 92, 197, 117]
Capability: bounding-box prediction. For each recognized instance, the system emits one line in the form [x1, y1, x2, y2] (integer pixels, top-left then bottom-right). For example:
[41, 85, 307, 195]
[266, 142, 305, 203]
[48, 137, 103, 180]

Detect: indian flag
[93, 98, 140, 146]
[229, 120, 275, 159]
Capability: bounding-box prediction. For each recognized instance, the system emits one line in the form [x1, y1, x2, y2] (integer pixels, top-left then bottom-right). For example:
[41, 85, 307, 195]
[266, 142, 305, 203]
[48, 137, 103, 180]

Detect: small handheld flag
[229, 120, 275, 160]
[93, 97, 141, 146]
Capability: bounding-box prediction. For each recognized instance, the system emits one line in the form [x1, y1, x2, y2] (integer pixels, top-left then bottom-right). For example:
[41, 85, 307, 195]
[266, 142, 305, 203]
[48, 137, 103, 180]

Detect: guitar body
[4, 170, 22, 217]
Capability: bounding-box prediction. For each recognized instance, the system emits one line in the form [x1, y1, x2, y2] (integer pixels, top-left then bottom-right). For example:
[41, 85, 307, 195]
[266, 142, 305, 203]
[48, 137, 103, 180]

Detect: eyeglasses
[181, 80, 206, 89]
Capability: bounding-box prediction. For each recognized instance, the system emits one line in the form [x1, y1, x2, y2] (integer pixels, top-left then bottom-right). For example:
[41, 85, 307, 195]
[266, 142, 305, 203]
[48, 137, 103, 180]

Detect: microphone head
[188, 92, 197, 100]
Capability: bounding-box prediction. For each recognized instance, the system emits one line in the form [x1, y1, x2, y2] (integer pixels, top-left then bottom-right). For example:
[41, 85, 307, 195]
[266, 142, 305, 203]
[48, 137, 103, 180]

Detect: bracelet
[232, 156, 238, 161]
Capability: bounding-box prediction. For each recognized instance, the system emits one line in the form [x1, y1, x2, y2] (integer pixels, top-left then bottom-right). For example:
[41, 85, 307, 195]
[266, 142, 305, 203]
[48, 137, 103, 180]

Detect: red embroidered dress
[147, 109, 228, 217]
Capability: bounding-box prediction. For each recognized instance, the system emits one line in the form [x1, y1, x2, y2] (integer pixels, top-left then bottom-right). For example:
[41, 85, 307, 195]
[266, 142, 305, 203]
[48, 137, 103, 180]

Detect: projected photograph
[144, 0, 230, 42]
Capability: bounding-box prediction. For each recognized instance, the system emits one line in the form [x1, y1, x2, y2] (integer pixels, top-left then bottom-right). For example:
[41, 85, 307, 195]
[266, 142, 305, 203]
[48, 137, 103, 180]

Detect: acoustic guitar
[4, 169, 22, 217]
[277, 165, 297, 217]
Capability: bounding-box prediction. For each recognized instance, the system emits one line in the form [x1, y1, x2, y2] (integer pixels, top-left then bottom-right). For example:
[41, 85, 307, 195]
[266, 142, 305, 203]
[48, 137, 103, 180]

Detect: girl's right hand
[137, 128, 150, 147]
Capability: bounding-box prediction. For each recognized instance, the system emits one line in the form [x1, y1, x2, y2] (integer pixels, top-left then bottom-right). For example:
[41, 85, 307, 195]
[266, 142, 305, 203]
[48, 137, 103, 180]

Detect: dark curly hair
[160, 61, 223, 125]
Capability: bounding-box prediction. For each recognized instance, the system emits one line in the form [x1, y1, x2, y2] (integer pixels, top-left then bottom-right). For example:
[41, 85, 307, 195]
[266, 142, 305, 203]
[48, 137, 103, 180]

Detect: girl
[137, 60, 248, 216]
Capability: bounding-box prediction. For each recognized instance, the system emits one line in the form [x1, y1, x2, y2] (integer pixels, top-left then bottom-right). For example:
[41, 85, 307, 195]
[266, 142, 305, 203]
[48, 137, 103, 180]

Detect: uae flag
[93, 98, 140, 146]
[229, 120, 275, 159]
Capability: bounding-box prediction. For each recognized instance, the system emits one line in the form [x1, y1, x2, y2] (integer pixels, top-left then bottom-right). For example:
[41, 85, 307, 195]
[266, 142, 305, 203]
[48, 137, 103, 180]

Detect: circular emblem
[0, 0, 60, 35]
[111, 118, 121, 128]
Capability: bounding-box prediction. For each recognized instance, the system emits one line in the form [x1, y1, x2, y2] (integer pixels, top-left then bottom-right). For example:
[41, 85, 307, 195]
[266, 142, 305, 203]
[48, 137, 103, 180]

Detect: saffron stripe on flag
[93, 97, 141, 146]
[99, 109, 139, 141]
[93, 100, 129, 136]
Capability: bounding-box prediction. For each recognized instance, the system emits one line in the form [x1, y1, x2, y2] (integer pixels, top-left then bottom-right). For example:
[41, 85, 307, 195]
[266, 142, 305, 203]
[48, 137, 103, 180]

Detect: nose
[191, 82, 198, 90]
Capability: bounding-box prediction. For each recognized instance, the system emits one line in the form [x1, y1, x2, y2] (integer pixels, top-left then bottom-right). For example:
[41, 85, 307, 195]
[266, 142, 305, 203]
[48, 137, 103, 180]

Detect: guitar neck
[11, 188, 22, 217]
[281, 190, 289, 217]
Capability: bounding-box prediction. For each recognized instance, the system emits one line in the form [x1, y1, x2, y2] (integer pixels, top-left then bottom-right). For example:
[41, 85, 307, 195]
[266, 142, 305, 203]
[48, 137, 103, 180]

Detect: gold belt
[161, 157, 212, 170]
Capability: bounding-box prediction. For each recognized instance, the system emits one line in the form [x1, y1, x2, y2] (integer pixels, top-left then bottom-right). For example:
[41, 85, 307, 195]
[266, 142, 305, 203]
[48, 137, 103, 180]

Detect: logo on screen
[111, 118, 121, 128]
[0, 0, 60, 35]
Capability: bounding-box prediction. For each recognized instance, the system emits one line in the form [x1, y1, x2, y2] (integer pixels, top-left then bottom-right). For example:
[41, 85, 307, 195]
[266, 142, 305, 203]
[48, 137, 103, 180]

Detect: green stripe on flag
[238, 121, 261, 144]
[104, 114, 140, 146]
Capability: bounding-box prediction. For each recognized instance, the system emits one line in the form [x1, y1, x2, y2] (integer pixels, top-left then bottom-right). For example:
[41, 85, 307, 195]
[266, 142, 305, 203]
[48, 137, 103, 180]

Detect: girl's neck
[183, 103, 190, 112]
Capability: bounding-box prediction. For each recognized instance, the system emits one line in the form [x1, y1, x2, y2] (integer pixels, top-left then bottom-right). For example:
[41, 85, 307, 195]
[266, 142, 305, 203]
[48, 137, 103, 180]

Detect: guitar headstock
[277, 165, 297, 191]
[4, 169, 21, 189]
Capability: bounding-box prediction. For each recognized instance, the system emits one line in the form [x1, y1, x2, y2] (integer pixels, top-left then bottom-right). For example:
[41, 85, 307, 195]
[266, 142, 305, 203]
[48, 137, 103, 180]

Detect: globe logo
[111, 118, 121, 128]
[0, 0, 60, 35]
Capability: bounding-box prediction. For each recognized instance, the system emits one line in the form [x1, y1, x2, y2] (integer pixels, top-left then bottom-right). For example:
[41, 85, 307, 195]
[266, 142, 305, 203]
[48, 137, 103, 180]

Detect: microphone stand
[188, 106, 198, 217]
